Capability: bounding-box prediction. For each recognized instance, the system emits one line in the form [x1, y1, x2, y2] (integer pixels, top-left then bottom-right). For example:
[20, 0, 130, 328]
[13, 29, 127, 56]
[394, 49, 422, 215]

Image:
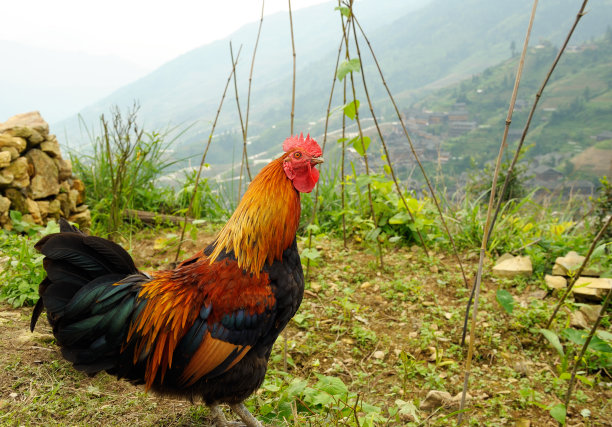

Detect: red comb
[282, 133, 322, 156]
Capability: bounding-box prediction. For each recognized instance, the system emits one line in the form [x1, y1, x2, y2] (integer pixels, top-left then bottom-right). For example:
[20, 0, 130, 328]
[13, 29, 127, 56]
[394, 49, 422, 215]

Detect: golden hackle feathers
[209, 155, 301, 275]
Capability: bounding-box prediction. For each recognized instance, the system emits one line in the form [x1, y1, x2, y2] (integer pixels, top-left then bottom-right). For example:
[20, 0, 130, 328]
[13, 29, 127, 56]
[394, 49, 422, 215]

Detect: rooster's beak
[311, 157, 324, 165]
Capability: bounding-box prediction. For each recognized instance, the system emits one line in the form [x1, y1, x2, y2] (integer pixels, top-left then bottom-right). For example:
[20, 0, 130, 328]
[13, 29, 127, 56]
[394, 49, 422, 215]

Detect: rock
[492, 255, 532, 278]
[25, 149, 59, 199]
[25, 198, 42, 224]
[373, 350, 385, 360]
[0, 111, 49, 136]
[360, 281, 372, 290]
[69, 209, 91, 230]
[552, 251, 601, 277]
[71, 179, 86, 204]
[572, 277, 612, 302]
[497, 253, 515, 264]
[48, 199, 61, 217]
[56, 192, 71, 217]
[0, 169, 13, 186]
[55, 158, 72, 180]
[60, 180, 71, 193]
[0, 150, 10, 167]
[545, 274, 567, 290]
[25, 128, 45, 145]
[310, 282, 322, 293]
[36, 200, 50, 220]
[1, 146, 19, 160]
[580, 305, 602, 323]
[73, 203, 89, 213]
[0, 134, 27, 153]
[39, 139, 61, 157]
[419, 390, 469, 410]
[68, 189, 79, 211]
[4, 188, 27, 213]
[420, 391, 453, 410]
[570, 310, 590, 329]
[0, 195, 10, 214]
[5, 157, 30, 188]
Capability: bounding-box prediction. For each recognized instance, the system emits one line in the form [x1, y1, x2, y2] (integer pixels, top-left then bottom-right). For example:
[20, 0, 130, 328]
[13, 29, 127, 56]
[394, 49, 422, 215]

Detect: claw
[230, 403, 263, 427]
[209, 403, 230, 427]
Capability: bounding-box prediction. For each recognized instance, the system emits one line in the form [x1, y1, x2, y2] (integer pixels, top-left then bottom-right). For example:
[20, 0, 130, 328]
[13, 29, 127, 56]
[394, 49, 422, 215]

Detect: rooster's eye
[294, 152, 302, 159]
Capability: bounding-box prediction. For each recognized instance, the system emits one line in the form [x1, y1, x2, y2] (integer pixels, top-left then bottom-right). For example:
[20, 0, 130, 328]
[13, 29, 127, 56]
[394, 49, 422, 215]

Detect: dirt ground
[1, 228, 610, 426]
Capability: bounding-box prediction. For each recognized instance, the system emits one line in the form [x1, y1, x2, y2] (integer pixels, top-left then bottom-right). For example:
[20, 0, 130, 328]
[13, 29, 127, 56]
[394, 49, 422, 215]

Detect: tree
[510, 40, 517, 58]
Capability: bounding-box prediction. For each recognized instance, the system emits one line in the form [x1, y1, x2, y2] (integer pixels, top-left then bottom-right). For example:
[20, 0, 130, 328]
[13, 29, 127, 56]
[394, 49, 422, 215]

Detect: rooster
[30, 134, 323, 427]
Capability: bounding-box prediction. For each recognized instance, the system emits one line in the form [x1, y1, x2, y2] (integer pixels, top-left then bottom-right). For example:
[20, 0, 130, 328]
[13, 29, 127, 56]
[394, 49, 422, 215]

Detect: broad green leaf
[562, 329, 612, 352]
[314, 374, 349, 397]
[350, 135, 371, 156]
[344, 100, 360, 120]
[587, 336, 612, 353]
[496, 289, 514, 314]
[539, 329, 564, 358]
[337, 58, 361, 81]
[389, 212, 411, 225]
[285, 378, 308, 397]
[562, 328, 588, 345]
[301, 247, 321, 261]
[597, 330, 612, 341]
[550, 403, 566, 425]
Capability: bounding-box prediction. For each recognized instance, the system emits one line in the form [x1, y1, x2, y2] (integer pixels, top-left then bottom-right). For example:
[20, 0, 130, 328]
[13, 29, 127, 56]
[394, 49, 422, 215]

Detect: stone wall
[0, 112, 91, 230]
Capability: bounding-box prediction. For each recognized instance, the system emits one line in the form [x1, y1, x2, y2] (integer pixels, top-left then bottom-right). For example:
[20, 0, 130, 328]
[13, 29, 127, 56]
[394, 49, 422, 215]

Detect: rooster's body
[30, 135, 323, 426]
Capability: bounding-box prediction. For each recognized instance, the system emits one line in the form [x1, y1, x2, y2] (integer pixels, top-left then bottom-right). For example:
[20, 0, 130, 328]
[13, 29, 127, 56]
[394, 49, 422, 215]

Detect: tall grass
[71, 105, 186, 237]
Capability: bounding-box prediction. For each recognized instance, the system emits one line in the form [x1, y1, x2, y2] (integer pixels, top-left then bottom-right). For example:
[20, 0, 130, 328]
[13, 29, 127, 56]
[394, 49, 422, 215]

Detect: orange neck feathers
[208, 154, 301, 275]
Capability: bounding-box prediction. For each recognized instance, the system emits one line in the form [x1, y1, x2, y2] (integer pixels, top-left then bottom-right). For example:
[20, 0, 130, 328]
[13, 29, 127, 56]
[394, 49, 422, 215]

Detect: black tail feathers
[31, 219, 139, 331]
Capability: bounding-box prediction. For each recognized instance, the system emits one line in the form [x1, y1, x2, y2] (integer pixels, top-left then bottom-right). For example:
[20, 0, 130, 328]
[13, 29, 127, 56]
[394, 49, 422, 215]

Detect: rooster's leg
[209, 403, 231, 427]
[230, 403, 263, 427]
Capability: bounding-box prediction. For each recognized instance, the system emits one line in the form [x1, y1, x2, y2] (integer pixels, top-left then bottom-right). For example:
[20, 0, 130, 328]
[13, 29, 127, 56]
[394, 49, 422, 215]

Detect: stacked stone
[0, 111, 91, 230]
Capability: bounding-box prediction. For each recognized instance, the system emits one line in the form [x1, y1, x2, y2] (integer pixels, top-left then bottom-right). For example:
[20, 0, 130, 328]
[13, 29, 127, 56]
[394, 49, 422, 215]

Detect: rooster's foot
[230, 403, 263, 427]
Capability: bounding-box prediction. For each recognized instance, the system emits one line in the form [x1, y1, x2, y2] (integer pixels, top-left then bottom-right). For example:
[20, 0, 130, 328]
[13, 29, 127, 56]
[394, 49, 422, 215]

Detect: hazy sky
[1, 0, 329, 70]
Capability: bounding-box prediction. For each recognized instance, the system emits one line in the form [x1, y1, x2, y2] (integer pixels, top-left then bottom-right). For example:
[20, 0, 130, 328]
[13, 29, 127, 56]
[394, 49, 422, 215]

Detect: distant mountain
[0, 41, 148, 123]
[53, 0, 612, 171]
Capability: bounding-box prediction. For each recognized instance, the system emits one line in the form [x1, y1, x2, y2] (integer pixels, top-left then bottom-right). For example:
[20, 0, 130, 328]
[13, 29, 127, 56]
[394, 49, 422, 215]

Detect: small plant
[71, 104, 185, 238]
[0, 216, 59, 307]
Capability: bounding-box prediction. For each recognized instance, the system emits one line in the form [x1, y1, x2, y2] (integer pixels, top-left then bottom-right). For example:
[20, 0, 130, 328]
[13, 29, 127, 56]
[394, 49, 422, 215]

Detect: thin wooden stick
[230, 42, 247, 206]
[341, 78, 348, 249]
[305, 29, 345, 280]
[288, 0, 296, 134]
[349, 13, 430, 256]
[352, 16, 470, 269]
[462, 0, 591, 346]
[173, 47, 242, 265]
[284, 0, 297, 373]
[488, 0, 590, 236]
[242, 0, 265, 183]
[344, 0, 383, 268]
[457, 1, 538, 422]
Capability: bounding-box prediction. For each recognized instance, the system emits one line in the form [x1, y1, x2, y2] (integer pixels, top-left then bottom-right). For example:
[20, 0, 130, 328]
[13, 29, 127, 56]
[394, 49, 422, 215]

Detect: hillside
[409, 32, 612, 188]
[53, 0, 612, 171]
